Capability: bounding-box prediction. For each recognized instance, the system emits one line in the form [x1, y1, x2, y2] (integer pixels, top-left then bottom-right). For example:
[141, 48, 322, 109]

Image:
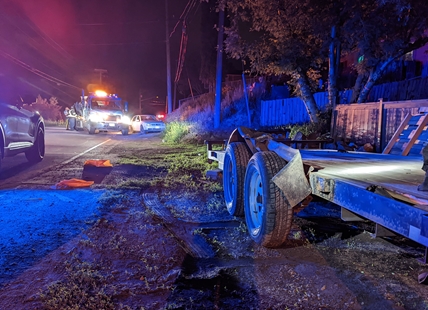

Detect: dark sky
[0, 0, 205, 111]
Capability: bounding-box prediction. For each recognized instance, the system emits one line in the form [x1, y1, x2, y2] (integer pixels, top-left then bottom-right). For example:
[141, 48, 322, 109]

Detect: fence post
[331, 109, 338, 140]
[375, 98, 385, 153]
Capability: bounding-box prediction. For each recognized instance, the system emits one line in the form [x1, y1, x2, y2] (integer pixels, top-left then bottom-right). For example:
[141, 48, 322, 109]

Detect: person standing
[64, 107, 71, 130]
[69, 106, 77, 130]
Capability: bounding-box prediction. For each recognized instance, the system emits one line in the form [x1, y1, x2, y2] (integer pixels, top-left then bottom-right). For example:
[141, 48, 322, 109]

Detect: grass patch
[39, 258, 115, 310]
[117, 143, 221, 192]
[163, 122, 191, 144]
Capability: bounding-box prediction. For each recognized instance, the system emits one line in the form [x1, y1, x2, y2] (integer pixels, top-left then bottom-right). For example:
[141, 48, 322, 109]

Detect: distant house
[339, 43, 428, 89]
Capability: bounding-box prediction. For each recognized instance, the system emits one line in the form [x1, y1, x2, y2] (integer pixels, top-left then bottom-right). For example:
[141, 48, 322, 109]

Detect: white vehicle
[129, 114, 166, 134]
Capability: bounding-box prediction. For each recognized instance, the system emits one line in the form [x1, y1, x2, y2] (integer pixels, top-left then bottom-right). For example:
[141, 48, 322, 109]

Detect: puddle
[166, 254, 260, 309]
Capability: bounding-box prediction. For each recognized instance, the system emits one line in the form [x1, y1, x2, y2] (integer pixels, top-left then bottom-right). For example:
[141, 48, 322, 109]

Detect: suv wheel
[88, 123, 96, 134]
[25, 125, 45, 163]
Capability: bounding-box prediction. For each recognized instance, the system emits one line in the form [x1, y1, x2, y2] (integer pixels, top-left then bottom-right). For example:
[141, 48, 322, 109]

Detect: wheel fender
[227, 127, 255, 155]
[267, 139, 312, 208]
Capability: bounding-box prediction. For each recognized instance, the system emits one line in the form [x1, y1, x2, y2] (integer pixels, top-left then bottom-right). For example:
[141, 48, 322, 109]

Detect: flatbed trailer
[207, 127, 428, 262]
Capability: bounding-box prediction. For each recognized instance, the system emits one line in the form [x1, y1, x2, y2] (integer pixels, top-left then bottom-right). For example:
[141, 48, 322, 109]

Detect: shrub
[287, 110, 331, 138]
[23, 95, 63, 121]
[163, 122, 191, 144]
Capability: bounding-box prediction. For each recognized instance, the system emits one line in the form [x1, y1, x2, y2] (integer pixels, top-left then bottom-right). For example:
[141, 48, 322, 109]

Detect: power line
[19, 78, 77, 102]
[63, 41, 165, 46]
[170, 0, 197, 38]
[0, 50, 81, 90]
[76, 20, 163, 26]
[0, 9, 73, 64]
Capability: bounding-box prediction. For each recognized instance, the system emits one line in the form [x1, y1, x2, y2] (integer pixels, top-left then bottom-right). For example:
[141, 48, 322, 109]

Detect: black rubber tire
[88, 123, 96, 134]
[223, 142, 251, 216]
[243, 151, 292, 248]
[25, 125, 45, 163]
[121, 128, 129, 135]
[140, 124, 146, 134]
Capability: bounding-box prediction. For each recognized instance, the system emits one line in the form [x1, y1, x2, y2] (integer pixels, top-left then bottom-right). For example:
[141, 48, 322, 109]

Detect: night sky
[0, 0, 205, 112]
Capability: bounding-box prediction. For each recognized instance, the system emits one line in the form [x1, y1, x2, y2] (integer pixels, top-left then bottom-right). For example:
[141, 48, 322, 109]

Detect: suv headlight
[121, 115, 131, 125]
[89, 113, 102, 122]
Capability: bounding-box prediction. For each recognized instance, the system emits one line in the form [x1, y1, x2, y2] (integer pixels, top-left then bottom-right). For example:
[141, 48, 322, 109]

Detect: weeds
[163, 122, 191, 144]
[117, 142, 220, 193]
[39, 258, 115, 309]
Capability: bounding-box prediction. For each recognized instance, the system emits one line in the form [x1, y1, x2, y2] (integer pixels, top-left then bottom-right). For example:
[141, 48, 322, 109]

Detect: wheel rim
[224, 156, 236, 212]
[247, 165, 263, 236]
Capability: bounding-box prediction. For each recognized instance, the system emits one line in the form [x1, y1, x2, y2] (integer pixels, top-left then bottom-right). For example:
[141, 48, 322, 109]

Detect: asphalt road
[0, 125, 159, 285]
[0, 126, 147, 189]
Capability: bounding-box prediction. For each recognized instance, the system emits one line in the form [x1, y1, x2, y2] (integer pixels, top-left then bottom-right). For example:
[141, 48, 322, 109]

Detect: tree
[218, 0, 340, 123]
[344, 0, 428, 103]
[25, 95, 63, 121]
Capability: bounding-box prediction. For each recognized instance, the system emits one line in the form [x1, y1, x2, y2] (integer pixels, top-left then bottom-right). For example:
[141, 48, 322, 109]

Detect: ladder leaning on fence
[383, 108, 428, 156]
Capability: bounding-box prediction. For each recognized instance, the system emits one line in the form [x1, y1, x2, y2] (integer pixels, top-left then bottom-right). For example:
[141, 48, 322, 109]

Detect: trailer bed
[299, 150, 428, 250]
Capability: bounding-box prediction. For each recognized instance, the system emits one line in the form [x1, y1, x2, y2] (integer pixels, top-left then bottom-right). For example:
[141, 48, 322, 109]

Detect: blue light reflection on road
[0, 189, 105, 285]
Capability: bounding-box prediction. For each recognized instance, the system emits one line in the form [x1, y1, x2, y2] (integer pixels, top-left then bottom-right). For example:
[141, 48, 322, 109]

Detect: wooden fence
[260, 76, 428, 127]
[333, 99, 428, 151]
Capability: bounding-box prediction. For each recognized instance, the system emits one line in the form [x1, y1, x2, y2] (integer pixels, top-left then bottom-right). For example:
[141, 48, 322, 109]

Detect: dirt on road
[0, 133, 428, 310]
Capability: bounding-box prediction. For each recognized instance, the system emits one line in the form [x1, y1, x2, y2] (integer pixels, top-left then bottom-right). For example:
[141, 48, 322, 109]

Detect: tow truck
[207, 126, 428, 262]
[75, 90, 130, 135]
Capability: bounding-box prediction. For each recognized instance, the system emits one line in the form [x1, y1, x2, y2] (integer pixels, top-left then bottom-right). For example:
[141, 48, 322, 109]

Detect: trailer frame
[207, 126, 428, 262]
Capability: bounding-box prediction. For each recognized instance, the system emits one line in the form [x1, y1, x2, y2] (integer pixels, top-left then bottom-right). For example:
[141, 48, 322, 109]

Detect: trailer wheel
[223, 142, 251, 216]
[25, 125, 45, 163]
[244, 151, 292, 248]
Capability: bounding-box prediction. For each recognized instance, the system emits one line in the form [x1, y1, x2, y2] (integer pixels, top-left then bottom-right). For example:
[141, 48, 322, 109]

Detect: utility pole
[214, 7, 225, 129]
[139, 89, 143, 114]
[94, 69, 107, 85]
[165, 0, 173, 114]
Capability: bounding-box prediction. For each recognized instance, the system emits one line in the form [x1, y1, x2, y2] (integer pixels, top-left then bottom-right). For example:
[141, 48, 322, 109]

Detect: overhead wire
[0, 5, 89, 101]
[174, 21, 188, 83]
[17, 11, 75, 62]
[0, 7, 90, 100]
[0, 12, 67, 77]
[19, 78, 77, 101]
[173, 0, 199, 84]
[0, 50, 81, 90]
[170, 0, 197, 38]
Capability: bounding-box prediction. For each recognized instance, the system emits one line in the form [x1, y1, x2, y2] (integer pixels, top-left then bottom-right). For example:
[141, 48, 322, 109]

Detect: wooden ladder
[383, 113, 428, 156]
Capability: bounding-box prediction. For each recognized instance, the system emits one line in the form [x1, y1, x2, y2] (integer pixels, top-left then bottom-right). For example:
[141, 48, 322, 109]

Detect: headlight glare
[121, 115, 131, 124]
[89, 113, 102, 122]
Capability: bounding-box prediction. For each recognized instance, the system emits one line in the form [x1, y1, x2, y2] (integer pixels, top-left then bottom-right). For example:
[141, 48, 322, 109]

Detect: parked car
[129, 114, 166, 134]
[0, 102, 45, 172]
